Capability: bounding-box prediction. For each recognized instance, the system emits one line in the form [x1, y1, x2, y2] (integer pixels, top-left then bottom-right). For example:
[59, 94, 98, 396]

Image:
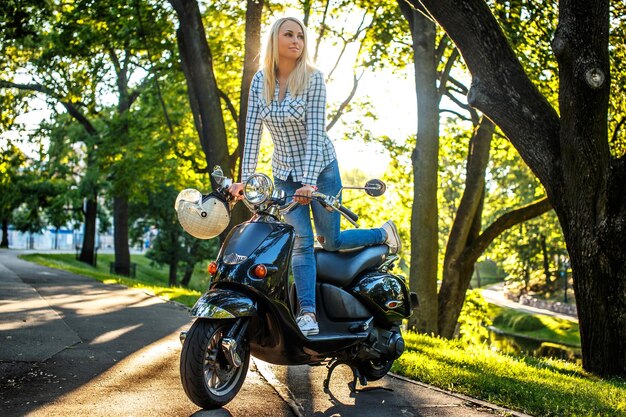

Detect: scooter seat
[315, 245, 388, 287]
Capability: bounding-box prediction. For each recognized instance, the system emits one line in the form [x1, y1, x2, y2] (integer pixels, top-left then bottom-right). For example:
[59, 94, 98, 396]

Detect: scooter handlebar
[279, 191, 360, 227]
[338, 204, 359, 222]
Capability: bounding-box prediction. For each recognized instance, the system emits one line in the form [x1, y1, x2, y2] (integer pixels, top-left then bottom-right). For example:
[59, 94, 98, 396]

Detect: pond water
[487, 326, 582, 363]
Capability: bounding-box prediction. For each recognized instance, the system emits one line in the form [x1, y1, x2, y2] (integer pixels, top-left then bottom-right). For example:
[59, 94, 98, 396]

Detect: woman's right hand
[228, 183, 244, 201]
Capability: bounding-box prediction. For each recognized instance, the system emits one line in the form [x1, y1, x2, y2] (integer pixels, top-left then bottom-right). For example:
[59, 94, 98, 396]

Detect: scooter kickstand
[323, 359, 367, 394]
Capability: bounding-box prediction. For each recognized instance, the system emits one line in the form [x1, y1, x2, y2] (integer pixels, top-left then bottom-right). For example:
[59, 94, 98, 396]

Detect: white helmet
[175, 189, 230, 239]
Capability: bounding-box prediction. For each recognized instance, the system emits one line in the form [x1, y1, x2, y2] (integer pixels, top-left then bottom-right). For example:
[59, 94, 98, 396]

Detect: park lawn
[20, 253, 625, 416]
[393, 332, 626, 417]
[20, 253, 208, 307]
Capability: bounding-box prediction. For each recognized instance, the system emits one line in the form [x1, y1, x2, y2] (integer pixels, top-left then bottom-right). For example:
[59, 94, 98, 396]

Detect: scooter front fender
[191, 288, 257, 319]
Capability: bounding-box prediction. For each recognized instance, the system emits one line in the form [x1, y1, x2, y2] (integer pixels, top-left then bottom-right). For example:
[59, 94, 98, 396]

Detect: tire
[180, 319, 250, 409]
[355, 358, 394, 381]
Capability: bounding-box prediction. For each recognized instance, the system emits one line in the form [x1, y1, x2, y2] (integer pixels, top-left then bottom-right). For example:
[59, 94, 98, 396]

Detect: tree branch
[447, 75, 468, 94]
[0, 80, 98, 136]
[313, 0, 331, 63]
[444, 117, 494, 270]
[437, 47, 459, 104]
[434, 34, 450, 63]
[326, 72, 362, 132]
[218, 88, 238, 125]
[440, 109, 471, 121]
[462, 197, 553, 264]
[612, 117, 626, 143]
[133, 0, 174, 134]
[444, 89, 471, 111]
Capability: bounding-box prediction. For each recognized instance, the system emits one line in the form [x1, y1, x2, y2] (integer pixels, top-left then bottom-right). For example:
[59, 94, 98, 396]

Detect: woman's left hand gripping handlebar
[294, 185, 317, 205]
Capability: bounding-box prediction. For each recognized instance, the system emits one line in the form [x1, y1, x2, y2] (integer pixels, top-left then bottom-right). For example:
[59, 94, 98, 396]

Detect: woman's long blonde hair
[262, 17, 316, 104]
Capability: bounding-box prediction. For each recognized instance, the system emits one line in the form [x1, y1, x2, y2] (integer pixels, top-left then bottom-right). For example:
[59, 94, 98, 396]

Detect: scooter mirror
[364, 179, 386, 197]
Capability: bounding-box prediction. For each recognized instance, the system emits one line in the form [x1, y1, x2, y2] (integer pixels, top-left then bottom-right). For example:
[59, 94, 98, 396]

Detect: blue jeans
[274, 160, 385, 315]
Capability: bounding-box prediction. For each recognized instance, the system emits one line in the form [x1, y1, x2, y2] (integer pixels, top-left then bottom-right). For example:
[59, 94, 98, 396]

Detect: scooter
[178, 168, 418, 409]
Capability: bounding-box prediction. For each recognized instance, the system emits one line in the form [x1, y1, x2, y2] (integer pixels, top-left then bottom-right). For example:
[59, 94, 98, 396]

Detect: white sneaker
[296, 314, 319, 336]
[381, 220, 401, 254]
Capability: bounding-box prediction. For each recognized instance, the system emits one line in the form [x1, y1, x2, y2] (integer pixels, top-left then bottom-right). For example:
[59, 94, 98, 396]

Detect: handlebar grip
[338, 205, 359, 222]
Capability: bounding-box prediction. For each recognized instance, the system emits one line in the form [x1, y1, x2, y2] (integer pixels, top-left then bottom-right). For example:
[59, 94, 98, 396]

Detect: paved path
[481, 283, 578, 322]
[0, 250, 525, 416]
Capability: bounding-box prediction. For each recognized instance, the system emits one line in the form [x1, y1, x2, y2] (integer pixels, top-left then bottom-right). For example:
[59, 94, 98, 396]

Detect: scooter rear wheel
[180, 319, 250, 409]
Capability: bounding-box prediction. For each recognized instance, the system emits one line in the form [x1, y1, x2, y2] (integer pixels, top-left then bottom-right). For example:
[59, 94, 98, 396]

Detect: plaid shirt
[241, 70, 337, 186]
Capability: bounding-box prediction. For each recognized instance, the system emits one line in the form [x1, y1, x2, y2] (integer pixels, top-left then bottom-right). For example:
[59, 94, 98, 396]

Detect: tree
[411, 0, 626, 377]
[0, 142, 27, 248]
[397, 0, 440, 333]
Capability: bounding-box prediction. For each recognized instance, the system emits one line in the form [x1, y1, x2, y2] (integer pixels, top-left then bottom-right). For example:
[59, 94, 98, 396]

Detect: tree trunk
[113, 196, 131, 276]
[541, 234, 551, 284]
[169, 0, 232, 192]
[1, 218, 9, 248]
[398, 0, 440, 334]
[237, 0, 263, 168]
[79, 195, 97, 265]
[227, 0, 263, 233]
[552, 0, 625, 378]
[169, 261, 178, 287]
[169, 228, 179, 287]
[181, 263, 194, 287]
[438, 118, 493, 337]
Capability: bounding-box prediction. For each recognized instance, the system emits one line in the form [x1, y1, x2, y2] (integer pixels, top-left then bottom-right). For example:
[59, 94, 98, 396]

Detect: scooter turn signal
[253, 264, 267, 279]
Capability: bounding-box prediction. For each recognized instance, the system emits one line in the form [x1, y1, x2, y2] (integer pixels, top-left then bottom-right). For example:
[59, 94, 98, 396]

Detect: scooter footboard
[191, 288, 257, 319]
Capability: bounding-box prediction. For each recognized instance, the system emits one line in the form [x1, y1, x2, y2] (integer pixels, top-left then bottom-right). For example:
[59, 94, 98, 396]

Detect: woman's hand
[294, 185, 316, 205]
[228, 183, 244, 201]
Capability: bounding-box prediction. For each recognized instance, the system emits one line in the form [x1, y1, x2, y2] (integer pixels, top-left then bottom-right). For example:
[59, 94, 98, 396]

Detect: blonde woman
[230, 17, 400, 336]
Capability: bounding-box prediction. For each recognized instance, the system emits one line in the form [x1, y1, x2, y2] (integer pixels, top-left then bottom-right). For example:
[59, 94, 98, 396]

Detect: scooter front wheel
[180, 318, 250, 409]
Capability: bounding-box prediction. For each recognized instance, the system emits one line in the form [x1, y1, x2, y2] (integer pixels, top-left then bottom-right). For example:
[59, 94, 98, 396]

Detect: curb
[389, 372, 533, 417]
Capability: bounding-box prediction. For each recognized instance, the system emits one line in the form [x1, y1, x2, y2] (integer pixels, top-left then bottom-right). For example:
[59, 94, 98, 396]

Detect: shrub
[493, 310, 544, 332]
[457, 290, 492, 344]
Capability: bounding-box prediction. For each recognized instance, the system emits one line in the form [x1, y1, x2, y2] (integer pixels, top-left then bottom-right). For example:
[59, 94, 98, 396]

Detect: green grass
[488, 304, 581, 347]
[20, 253, 207, 307]
[393, 332, 626, 417]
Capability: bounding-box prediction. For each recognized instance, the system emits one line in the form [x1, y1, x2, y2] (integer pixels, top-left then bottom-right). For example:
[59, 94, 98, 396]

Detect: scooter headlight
[244, 174, 274, 205]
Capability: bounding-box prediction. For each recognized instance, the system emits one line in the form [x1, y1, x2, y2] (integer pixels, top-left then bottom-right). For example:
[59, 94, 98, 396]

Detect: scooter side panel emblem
[385, 300, 403, 309]
[223, 253, 248, 264]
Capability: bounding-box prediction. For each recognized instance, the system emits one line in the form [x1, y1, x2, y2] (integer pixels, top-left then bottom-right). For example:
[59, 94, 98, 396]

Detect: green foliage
[494, 312, 543, 332]
[609, 2, 626, 156]
[457, 290, 491, 344]
[491, 0, 559, 107]
[394, 332, 626, 416]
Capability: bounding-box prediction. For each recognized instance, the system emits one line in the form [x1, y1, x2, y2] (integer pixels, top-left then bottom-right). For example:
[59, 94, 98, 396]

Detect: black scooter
[178, 168, 418, 409]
